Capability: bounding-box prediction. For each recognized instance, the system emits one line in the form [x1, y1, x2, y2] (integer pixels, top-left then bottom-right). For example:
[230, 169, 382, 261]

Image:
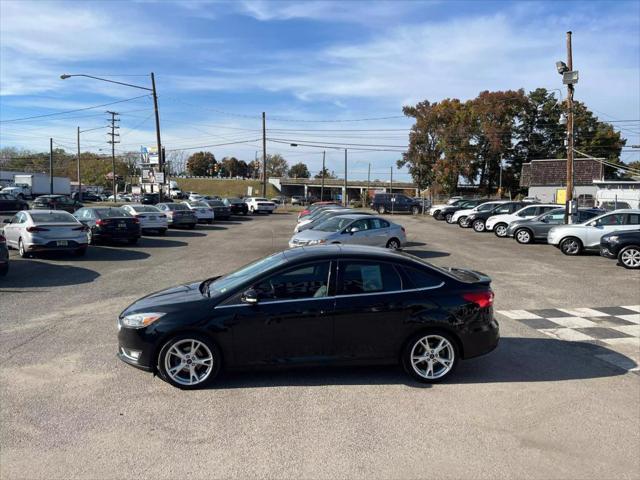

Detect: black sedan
[223, 197, 249, 216]
[141, 193, 160, 205]
[436, 199, 488, 222]
[600, 230, 640, 269]
[117, 245, 499, 389]
[0, 192, 29, 214]
[205, 200, 231, 220]
[32, 195, 83, 213]
[466, 201, 531, 233]
[74, 207, 141, 245]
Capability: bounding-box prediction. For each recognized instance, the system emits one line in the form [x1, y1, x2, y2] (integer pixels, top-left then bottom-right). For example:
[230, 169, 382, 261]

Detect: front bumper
[599, 245, 617, 259]
[117, 323, 157, 371]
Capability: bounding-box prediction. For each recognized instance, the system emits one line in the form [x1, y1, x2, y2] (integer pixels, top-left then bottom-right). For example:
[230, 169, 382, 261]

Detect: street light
[60, 73, 164, 200]
[290, 143, 348, 206]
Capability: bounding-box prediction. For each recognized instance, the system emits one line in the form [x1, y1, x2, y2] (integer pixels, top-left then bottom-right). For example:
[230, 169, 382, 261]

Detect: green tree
[314, 167, 337, 179]
[288, 162, 310, 178]
[219, 157, 248, 177]
[266, 153, 289, 177]
[186, 151, 216, 176]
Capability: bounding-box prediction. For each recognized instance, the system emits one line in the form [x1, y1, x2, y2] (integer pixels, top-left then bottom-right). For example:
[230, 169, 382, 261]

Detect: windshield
[477, 202, 498, 212]
[130, 205, 159, 213]
[254, 198, 268, 201]
[95, 208, 131, 218]
[30, 212, 77, 223]
[167, 204, 189, 211]
[189, 201, 209, 208]
[208, 252, 288, 297]
[207, 200, 224, 206]
[314, 216, 354, 232]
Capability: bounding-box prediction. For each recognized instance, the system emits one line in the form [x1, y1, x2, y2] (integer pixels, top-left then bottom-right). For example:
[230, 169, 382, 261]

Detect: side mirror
[541, 217, 548, 223]
[349, 227, 360, 234]
[242, 289, 259, 304]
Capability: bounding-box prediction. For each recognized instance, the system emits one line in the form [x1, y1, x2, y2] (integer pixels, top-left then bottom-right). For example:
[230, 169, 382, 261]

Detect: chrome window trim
[214, 283, 444, 309]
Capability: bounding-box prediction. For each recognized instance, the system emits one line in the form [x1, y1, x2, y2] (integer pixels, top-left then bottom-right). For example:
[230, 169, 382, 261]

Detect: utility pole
[107, 111, 120, 201]
[320, 150, 325, 201]
[343, 148, 348, 206]
[367, 163, 371, 205]
[498, 154, 503, 198]
[49, 138, 53, 194]
[262, 112, 267, 197]
[77, 127, 81, 201]
[565, 31, 575, 223]
[390, 166, 393, 214]
[150, 72, 164, 202]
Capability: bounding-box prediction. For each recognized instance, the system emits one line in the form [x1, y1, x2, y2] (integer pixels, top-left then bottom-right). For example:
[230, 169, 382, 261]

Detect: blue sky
[1, 0, 638, 180]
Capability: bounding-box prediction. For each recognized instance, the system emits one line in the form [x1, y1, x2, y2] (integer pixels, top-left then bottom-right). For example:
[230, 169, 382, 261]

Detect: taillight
[96, 219, 105, 226]
[463, 291, 494, 309]
[26, 226, 49, 232]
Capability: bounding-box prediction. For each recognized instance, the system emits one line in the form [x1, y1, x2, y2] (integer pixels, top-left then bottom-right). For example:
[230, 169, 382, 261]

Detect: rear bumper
[461, 318, 500, 359]
[25, 239, 88, 251]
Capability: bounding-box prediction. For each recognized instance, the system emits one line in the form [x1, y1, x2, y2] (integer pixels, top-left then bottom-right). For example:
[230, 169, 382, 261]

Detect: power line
[165, 139, 262, 153]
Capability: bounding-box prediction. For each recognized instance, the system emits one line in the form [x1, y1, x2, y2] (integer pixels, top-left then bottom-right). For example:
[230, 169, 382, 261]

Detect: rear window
[207, 201, 224, 206]
[167, 204, 189, 211]
[402, 266, 444, 289]
[95, 208, 131, 218]
[30, 212, 76, 223]
[131, 205, 159, 213]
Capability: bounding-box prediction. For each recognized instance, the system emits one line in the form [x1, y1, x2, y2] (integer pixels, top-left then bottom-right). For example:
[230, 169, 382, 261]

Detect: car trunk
[34, 223, 86, 240]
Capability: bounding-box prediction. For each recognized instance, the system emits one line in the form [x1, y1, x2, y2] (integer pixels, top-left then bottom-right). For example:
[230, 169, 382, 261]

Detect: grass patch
[175, 178, 279, 198]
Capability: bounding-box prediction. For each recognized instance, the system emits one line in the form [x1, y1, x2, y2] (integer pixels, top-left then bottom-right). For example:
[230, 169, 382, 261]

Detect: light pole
[290, 143, 349, 205]
[61, 73, 164, 200]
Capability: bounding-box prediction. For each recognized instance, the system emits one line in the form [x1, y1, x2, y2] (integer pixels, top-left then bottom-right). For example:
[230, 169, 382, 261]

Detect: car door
[3, 212, 25, 247]
[224, 261, 335, 366]
[536, 211, 565, 239]
[516, 205, 539, 219]
[341, 219, 373, 246]
[585, 213, 626, 246]
[332, 259, 422, 361]
[367, 218, 392, 246]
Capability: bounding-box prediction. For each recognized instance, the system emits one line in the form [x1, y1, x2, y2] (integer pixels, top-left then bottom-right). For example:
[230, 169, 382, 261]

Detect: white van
[596, 188, 640, 210]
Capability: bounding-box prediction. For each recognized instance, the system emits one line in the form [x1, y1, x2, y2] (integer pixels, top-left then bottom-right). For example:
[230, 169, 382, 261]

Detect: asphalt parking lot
[1, 211, 639, 479]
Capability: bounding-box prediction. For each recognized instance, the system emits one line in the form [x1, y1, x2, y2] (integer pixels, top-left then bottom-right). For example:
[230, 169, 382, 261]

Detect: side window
[402, 267, 444, 289]
[368, 218, 388, 229]
[594, 214, 625, 226]
[350, 219, 369, 231]
[254, 262, 330, 301]
[494, 205, 511, 214]
[517, 206, 536, 217]
[339, 261, 402, 295]
[540, 206, 557, 214]
[546, 212, 565, 223]
[626, 214, 640, 225]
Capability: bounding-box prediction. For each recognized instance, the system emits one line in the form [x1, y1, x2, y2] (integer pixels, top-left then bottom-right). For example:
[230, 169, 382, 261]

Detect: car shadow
[402, 249, 450, 259]
[138, 237, 188, 248]
[0, 258, 99, 288]
[206, 337, 629, 390]
[404, 241, 427, 247]
[195, 225, 228, 231]
[164, 230, 206, 238]
[229, 216, 253, 222]
[78, 245, 150, 261]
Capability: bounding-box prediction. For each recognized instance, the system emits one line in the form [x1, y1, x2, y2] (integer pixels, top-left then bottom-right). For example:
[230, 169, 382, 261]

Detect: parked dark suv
[371, 193, 421, 214]
[0, 192, 29, 214]
[32, 195, 83, 213]
[466, 201, 532, 232]
[600, 230, 640, 269]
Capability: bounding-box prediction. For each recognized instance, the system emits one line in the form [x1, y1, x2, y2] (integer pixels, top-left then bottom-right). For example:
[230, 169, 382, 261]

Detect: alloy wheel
[379, 206, 386, 214]
[515, 229, 531, 244]
[445, 213, 453, 223]
[494, 224, 508, 237]
[163, 339, 214, 386]
[620, 247, 640, 269]
[560, 238, 581, 255]
[473, 220, 485, 232]
[387, 239, 400, 250]
[18, 239, 27, 258]
[410, 335, 455, 380]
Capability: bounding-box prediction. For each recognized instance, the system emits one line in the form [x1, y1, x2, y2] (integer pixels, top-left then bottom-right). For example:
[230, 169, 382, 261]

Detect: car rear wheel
[494, 223, 508, 237]
[158, 334, 221, 390]
[74, 247, 87, 256]
[457, 216, 468, 227]
[618, 246, 640, 269]
[515, 228, 533, 244]
[411, 206, 420, 215]
[379, 205, 387, 214]
[87, 229, 94, 245]
[560, 237, 583, 256]
[472, 219, 486, 232]
[402, 332, 458, 383]
[158, 228, 166, 236]
[18, 239, 30, 258]
[386, 238, 401, 250]
[445, 213, 454, 223]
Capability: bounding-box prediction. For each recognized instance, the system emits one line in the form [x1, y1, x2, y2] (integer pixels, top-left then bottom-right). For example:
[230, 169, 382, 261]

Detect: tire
[402, 331, 459, 383]
[74, 247, 87, 256]
[157, 333, 221, 390]
[457, 216, 468, 227]
[0, 264, 8, 277]
[618, 245, 640, 269]
[18, 238, 31, 258]
[494, 223, 508, 238]
[187, 224, 195, 230]
[379, 205, 387, 214]
[411, 206, 419, 215]
[432, 209, 440, 218]
[158, 228, 167, 236]
[386, 238, 401, 250]
[87, 229, 94, 245]
[128, 237, 139, 245]
[514, 228, 533, 244]
[445, 213, 454, 223]
[250, 206, 255, 215]
[472, 219, 486, 232]
[560, 237, 583, 256]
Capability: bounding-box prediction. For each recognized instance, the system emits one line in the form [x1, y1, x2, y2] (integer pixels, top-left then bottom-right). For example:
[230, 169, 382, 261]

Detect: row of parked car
[428, 198, 640, 269]
[287, 201, 407, 250]
[0, 193, 281, 277]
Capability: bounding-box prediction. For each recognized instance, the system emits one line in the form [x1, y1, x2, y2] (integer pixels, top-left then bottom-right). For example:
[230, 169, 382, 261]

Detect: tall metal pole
[107, 111, 120, 201]
[390, 166, 393, 214]
[77, 127, 82, 201]
[343, 148, 348, 206]
[498, 153, 503, 198]
[565, 31, 575, 223]
[262, 112, 267, 197]
[150, 72, 164, 202]
[49, 138, 53, 194]
[320, 150, 325, 201]
[367, 163, 371, 204]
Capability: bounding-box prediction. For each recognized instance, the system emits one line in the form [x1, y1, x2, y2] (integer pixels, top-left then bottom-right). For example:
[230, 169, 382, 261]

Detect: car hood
[508, 218, 535, 228]
[120, 281, 208, 316]
[455, 208, 475, 216]
[291, 229, 334, 242]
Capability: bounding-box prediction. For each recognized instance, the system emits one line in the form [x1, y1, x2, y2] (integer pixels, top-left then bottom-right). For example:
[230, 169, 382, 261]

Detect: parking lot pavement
[1, 212, 639, 479]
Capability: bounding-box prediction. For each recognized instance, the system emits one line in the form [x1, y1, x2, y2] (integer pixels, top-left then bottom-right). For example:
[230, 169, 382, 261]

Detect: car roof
[331, 213, 374, 220]
[282, 244, 412, 262]
[27, 209, 73, 214]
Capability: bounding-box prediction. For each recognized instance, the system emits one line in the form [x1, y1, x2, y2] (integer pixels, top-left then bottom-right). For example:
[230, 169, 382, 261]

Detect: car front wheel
[457, 216, 468, 227]
[515, 229, 532, 244]
[402, 332, 458, 383]
[560, 237, 583, 256]
[445, 213, 454, 223]
[411, 206, 420, 215]
[494, 223, 508, 237]
[618, 245, 640, 269]
[157, 334, 221, 390]
[379, 205, 386, 214]
[472, 219, 486, 232]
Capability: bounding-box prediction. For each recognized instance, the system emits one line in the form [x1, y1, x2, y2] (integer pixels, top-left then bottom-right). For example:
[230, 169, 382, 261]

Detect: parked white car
[245, 197, 276, 214]
[121, 204, 168, 235]
[451, 200, 508, 227]
[428, 197, 465, 216]
[548, 209, 640, 255]
[187, 192, 205, 202]
[182, 201, 215, 223]
[486, 204, 561, 237]
[1, 210, 89, 257]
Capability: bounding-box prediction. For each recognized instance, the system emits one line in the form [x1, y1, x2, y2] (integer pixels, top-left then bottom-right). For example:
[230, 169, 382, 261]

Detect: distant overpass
[269, 177, 418, 201]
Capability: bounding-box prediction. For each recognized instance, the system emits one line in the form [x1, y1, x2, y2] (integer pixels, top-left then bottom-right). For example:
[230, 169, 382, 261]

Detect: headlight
[120, 312, 165, 329]
[606, 235, 619, 243]
[307, 239, 326, 245]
